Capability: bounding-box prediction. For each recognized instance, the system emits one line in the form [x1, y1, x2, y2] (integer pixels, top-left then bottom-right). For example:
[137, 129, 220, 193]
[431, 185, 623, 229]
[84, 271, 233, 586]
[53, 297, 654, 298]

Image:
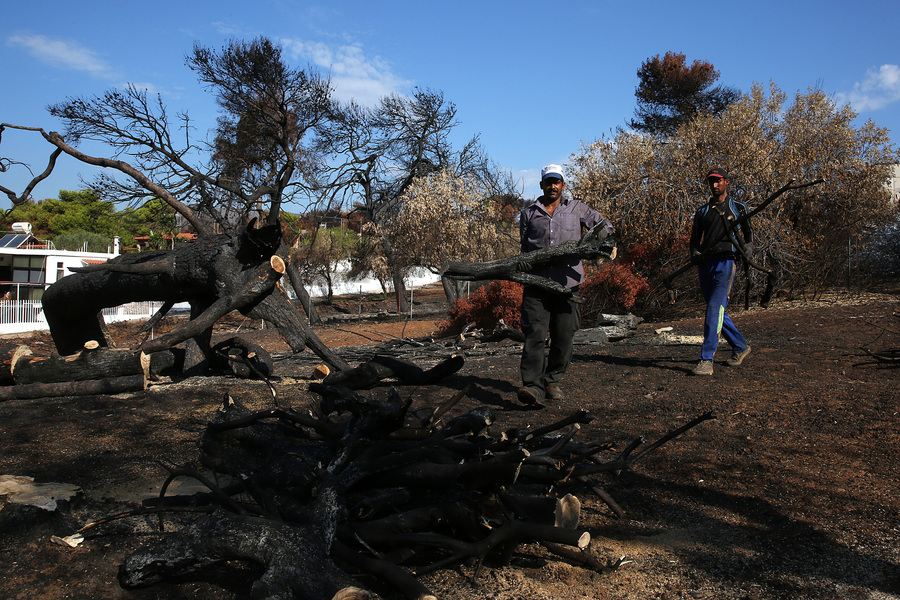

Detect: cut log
[0, 343, 33, 385]
[312, 364, 331, 380]
[0, 374, 147, 402]
[11, 342, 173, 385]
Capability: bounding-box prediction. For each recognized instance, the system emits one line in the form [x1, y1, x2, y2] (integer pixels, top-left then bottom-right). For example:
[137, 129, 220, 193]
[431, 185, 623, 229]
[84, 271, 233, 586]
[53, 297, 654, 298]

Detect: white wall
[304, 263, 440, 298]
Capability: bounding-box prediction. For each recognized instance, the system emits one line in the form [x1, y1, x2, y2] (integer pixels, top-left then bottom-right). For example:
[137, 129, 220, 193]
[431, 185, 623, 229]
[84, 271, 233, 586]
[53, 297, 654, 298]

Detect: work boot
[726, 346, 752, 366]
[545, 385, 563, 401]
[691, 359, 714, 376]
[517, 386, 545, 407]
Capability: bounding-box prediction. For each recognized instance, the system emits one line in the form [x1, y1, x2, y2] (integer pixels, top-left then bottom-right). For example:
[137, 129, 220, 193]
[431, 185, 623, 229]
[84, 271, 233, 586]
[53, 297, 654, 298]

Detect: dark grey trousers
[519, 286, 580, 390]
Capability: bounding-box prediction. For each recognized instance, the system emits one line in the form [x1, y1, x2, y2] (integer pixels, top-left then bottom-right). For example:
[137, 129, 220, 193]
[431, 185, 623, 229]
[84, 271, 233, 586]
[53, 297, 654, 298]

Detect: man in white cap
[517, 164, 614, 406]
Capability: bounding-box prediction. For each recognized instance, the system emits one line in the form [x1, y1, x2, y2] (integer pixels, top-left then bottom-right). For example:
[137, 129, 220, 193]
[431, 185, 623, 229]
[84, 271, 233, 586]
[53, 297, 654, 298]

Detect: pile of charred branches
[107, 375, 713, 600]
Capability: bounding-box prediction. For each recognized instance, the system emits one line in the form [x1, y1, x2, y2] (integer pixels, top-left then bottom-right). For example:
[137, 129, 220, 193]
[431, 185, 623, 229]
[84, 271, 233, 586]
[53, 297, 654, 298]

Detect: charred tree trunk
[381, 236, 409, 314]
[40, 221, 349, 374]
[119, 509, 363, 600]
[281, 240, 321, 325]
[440, 276, 464, 304]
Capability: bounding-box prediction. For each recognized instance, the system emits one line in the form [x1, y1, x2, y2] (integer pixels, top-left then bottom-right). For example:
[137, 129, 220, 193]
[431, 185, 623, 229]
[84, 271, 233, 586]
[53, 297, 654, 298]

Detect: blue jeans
[697, 258, 747, 360]
[520, 286, 580, 390]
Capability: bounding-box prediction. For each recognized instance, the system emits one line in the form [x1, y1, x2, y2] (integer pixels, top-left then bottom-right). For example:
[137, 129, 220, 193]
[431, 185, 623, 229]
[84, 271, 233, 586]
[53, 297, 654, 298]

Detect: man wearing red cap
[688, 168, 752, 375]
[517, 164, 614, 405]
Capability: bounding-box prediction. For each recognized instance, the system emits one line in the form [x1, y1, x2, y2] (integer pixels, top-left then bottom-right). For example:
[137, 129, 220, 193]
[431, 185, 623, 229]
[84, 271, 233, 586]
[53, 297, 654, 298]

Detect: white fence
[0, 266, 443, 336]
[0, 300, 165, 335]
[303, 264, 441, 298]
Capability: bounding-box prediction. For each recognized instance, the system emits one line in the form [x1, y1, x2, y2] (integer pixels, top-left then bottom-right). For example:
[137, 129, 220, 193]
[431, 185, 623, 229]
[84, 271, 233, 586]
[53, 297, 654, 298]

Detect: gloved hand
[743, 243, 755, 256]
[690, 249, 702, 265]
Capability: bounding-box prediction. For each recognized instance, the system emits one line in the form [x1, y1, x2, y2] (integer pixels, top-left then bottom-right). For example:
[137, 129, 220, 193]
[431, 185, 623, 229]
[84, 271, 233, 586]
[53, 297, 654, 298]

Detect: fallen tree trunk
[38, 221, 350, 375]
[0, 374, 147, 402]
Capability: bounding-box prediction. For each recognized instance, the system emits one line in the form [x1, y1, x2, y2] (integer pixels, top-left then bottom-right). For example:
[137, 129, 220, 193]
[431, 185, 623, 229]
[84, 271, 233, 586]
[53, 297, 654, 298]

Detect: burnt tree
[0, 38, 354, 373]
[41, 219, 348, 373]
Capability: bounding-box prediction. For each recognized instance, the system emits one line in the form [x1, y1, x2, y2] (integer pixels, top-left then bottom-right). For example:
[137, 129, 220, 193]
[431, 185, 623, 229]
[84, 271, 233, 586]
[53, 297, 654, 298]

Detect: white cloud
[835, 64, 900, 112]
[7, 33, 118, 80]
[212, 21, 243, 36]
[281, 38, 412, 106]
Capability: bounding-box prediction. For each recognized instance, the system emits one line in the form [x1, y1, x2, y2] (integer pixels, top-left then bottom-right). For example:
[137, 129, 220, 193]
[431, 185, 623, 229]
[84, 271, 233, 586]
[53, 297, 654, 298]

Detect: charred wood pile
[97, 372, 714, 600]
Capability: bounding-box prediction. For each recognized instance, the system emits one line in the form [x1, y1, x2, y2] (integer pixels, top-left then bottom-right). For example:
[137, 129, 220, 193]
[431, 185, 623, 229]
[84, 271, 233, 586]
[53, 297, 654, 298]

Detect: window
[12, 256, 46, 284]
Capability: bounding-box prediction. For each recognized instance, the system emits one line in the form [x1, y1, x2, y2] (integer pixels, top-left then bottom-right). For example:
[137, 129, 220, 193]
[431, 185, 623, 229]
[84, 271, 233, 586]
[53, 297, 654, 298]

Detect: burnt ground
[0, 284, 899, 600]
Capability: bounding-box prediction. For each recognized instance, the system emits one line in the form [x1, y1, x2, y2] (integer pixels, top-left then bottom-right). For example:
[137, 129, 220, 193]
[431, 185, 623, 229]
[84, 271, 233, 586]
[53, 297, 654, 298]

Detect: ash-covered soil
[0, 285, 898, 600]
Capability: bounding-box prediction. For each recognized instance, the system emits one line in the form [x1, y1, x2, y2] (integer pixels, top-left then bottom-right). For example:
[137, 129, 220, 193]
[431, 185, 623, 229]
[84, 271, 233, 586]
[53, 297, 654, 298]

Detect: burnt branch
[441, 224, 616, 297]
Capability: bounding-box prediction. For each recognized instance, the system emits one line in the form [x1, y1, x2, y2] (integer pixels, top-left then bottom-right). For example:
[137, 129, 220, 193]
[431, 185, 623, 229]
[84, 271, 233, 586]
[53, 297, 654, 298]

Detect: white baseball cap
[541, 164, 565, 182]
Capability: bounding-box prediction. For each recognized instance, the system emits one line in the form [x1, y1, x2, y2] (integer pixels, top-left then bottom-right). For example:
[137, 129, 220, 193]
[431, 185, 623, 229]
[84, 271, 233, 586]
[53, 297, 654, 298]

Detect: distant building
[130, 232, 198, 252]
[0, 223, 162, 335]
[0, 223, 120, 303]
[889, 164, 900, 205]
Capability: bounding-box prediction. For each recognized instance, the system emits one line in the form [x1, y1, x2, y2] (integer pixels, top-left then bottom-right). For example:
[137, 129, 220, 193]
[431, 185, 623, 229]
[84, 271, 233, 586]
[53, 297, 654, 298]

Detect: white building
[0, 223, 120, 302]
[889, 164, 900, 205]
[0, 224, 159, 335]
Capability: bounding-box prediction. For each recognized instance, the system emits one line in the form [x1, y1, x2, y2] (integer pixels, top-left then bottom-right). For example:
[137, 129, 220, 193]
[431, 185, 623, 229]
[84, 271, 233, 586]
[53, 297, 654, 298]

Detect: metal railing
[0, 300, 45, 325]
[0, 300, 164, 328]
[102, 301, 165, 323]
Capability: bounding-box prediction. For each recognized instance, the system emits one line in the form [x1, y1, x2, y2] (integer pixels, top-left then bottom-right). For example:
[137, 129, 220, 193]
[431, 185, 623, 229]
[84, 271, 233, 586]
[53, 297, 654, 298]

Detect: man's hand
[690, 249, 702, 265]
[515, 255, 534, 272]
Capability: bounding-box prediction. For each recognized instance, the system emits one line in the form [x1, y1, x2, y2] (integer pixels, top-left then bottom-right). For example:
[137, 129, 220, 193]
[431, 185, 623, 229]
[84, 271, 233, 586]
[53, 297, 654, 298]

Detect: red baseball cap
[706, 168, 728, 179]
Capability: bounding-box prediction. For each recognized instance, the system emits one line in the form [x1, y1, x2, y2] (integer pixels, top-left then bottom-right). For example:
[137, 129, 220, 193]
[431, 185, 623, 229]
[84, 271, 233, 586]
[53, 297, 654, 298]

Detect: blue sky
[2, 0, 899, 210]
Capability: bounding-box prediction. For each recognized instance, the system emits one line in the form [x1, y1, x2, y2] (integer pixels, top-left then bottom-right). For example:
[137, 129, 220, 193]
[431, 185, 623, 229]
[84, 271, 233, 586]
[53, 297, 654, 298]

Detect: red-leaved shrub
[580, 262, 650, 323]
[440, 280, 524, 334]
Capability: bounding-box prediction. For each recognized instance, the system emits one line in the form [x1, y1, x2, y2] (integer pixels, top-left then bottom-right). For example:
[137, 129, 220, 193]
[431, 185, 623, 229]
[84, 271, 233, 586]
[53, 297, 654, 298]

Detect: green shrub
[52, 230, 113, 253]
